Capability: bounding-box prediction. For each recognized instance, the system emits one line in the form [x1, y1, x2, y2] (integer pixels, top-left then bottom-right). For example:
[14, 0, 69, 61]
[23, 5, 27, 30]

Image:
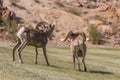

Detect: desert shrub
[110, 16, 120, 35]
[55, 0, 64, 7]
[94, 15, 107, 24]
[55, 0, 81, 16]
[87, 1, 98, 9]
[12, 4, 26, 10]
[94, 15, 103, 20]
[34, 0, 40, 4]
[1, 18, 18, 41]
[9, 0, 20, 5]
[89, 24, 101, 44]
[9, 0, 26, 10]
[2, 19, 17, 32]
[65, 7, 82, 16]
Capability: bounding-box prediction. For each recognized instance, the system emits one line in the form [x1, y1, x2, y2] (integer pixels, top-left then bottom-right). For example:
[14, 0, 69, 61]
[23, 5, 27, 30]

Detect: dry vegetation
[89, 24, 101, 44]
[1, 0, 120, 46]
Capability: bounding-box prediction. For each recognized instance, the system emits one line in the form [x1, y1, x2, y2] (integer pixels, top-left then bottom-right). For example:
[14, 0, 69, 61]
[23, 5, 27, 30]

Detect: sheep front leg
[42, 46, 50, 66]
[76, 57, 80, 71]
[82, 57, 87, 72]
[73, 54, 75, 69]
[75, 51, 80, 71]
[34, 47, 38, 64]
[75, 47, 81, 71]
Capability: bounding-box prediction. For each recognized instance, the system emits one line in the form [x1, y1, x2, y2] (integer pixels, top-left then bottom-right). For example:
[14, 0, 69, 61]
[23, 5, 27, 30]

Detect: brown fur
[12, 22, 55, 65]
[61, 31, 87, 71]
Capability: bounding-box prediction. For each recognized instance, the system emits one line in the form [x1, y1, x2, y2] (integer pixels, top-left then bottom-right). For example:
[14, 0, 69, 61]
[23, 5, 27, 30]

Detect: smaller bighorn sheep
[12, 21, 55, 65]
[60, 31, 87, 71]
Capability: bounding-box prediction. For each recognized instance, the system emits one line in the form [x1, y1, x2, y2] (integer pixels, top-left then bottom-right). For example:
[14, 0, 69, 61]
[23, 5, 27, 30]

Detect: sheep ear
[50, 21, 56, 28]
[60, 31, 72, 42]
[49, 24, 52, 29]
[52, 24, 55, 29]
[50, 23, 55, 29]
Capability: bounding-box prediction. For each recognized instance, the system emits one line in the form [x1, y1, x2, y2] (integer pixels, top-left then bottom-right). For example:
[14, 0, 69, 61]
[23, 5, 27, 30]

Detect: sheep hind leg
[75, 47, 80, 71]
[73, 54, 75, 69]
[76, 57, 80, 71]
[17, 41, 28, 63]
[81, 47, 87, 72]
[82, 57, 87, 72]
[12, 39, 21, 61]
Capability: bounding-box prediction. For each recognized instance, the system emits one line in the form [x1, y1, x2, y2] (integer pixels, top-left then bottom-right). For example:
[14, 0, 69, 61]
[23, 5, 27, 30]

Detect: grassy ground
[0, 44, 120, 80]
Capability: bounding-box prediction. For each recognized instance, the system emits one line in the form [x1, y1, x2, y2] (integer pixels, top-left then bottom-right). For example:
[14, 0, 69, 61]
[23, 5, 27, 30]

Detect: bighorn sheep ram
[60, 31, 87, 71]
[12, 21, 55, 66]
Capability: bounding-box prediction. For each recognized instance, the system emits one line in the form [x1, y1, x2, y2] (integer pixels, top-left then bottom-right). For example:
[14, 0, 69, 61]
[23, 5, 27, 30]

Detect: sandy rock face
[1, 0, 120, 46]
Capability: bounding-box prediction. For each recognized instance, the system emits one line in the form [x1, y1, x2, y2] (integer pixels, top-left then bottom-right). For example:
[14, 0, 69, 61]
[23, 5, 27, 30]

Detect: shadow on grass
[88, 70, 113, 74]
[42, 64, 62, 69]
[50, 64, 62, 69]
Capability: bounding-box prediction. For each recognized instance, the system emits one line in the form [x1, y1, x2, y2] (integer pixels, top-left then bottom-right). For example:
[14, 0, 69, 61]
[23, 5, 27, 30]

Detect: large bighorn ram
[12, 21, 55, 65]
[60, 31, 87, 71]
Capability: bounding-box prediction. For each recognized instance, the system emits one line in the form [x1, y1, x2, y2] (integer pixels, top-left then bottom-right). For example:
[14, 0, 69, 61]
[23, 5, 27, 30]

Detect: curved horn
[60, 31, 73, 42]
[73, 31, 86, 42]
[32, 23, 38, 29]
[80, 32, 86, 42]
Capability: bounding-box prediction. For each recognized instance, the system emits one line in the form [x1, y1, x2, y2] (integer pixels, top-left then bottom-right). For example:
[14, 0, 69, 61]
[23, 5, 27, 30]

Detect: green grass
[0, 45, 120, 80]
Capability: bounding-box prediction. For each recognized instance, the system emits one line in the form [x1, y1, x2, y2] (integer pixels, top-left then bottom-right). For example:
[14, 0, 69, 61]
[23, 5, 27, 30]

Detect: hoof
[13, 58, 15, 61]
[75, 68, 80, 71]
[78, 69, 81, 71]
[19, 61, 23, 63]
[20, 62, 24, 63]
[84, 69, 87, 72]
[34, 62, 37, 64]
[47, 63, 50, 66]
[75, 68, 81, 71]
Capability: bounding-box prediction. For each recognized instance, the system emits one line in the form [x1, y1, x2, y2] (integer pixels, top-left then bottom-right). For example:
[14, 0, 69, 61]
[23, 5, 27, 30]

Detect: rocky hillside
[2, 0, 120, 47]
